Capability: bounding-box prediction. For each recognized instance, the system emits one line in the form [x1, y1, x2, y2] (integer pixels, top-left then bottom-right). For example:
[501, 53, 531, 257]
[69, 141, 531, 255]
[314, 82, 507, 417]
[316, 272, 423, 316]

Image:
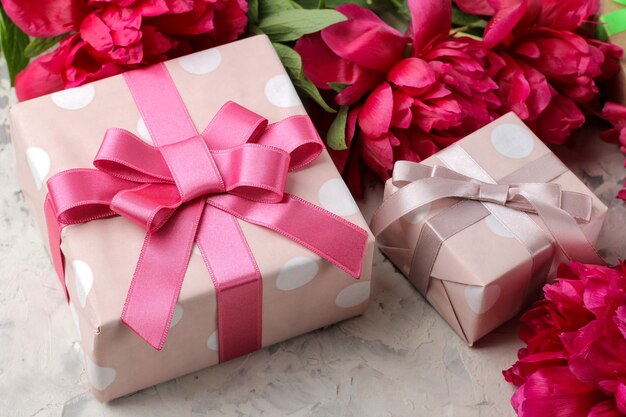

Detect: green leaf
[259, 9, 346, 42]
[451, 4, 482, 27]
[272, 42, 303, 79]
[247, 0, 260, 24]
[328, 82, 349, 93]
[24, 35, 67, 58]
[272, 42, 335, 113]
[259, 0, 301, 20]
[326, 105, 349, 150]
[0, 8, 30, 85]
[293, 75, 336, 113]
[294, 0, 368, 8]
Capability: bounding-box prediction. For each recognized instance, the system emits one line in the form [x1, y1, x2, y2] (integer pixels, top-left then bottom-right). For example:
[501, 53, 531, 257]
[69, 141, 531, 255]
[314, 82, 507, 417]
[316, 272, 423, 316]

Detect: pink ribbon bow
[43, 63, 367, 361]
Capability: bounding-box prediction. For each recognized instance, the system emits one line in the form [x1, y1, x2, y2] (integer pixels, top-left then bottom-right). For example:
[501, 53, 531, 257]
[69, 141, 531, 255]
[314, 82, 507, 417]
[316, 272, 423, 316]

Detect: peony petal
[296, 32, 382, 105]
[454, 0, 495, 15]
[408, 0, 451, 53]
[322, 4, 406, 73]
[616, 306, 626, 340]
[537, 0, 599, 30]
[14, 50, 66, 101]
[358, 83, 394, 137]
[359, 131, 395, 180]
[512, 366, 607, 417]
[335, 73, 384, 106]
[80, 13, 114, 52]
[617, 383, 626, 414]
[388, 57, 437, 89]
[587, 400, 623, 417]
[483, 0, 529, 48]
[391, 90, 413, 129]
[529, 92, 584, 144]
[2, 0, 90, 37]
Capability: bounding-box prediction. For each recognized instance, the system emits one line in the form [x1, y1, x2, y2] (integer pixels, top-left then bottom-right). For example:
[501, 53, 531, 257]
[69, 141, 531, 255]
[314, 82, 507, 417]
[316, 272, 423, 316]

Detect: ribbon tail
[196, 206, 262, 362]
[121, 199, 204, 350]
[525, 195, 605, 265]
[207, 193, 368, 278]
[44, 195, 68, 298]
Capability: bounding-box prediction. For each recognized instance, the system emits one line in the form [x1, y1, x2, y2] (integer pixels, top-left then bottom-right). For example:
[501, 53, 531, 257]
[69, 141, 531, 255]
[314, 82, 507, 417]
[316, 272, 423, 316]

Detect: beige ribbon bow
[371, 156, 604, 295]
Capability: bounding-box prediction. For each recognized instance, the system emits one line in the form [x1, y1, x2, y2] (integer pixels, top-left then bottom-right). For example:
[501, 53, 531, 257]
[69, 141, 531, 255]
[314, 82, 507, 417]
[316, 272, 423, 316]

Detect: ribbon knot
[44, 63, 368, 361]
[162, 134, 226, 202]
[477, 183, 509, 205]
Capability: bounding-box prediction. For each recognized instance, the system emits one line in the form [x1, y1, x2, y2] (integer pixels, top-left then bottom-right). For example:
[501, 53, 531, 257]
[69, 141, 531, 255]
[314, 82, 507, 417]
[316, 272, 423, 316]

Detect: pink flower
[10, 0, 247, 100]
[296, 0, 502, 184]
[504, 262, 626, 416]
[1, 0, 90, 37]
[294, 4, 408, 106]
[512, 366, 616, 417]
[457, 0, 623, 144]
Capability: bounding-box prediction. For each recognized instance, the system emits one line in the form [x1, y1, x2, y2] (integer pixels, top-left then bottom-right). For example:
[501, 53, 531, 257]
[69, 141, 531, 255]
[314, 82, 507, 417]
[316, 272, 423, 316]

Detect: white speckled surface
[0, 58, 625, 416]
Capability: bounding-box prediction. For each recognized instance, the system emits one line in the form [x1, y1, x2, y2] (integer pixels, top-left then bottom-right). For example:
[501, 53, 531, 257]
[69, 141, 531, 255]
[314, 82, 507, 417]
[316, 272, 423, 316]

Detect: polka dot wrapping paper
[375, 112, 608, 346]
[9, 35, 375, 402]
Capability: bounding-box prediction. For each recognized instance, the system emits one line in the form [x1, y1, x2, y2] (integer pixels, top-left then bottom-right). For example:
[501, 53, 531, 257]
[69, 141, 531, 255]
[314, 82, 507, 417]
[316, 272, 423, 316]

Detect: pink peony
[296, 0, 502, 184]
[6, 0, 247, 100]
[504, 262, 626, 417]
[457, 0, 623, 144]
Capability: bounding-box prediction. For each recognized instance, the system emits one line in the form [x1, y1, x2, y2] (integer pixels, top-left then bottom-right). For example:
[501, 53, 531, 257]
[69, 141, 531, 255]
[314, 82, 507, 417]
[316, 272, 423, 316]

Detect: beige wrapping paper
[377, 113, 607, 345]
[10, 35, 375, 402]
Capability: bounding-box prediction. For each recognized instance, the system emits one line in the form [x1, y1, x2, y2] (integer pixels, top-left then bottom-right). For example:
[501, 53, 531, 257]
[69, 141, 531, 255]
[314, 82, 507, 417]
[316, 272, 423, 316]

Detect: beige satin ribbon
[371, 147, 604, 295]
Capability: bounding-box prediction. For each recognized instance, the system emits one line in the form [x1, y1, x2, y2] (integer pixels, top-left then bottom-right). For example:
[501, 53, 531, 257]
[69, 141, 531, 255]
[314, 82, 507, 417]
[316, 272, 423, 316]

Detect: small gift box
[370, 113, 607, 345]
[10, 35, 374, 402]
[600, 0, 626, 105]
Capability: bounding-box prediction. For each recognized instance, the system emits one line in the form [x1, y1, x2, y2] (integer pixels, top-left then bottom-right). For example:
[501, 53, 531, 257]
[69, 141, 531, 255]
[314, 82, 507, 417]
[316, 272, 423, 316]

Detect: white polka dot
[265, 74, 301, 108]
[276, 257, 319, 291]
[464, 285, 501, 315]
[136, 117, 152, 143]
[51, 84, 95, 110]
[402, 203, 431, 224]
[207, 330, 219, 351]
[169, 304, 183, 328]
[72, 260, 93, 308]
[69, 302, 81, 340]
[179, 49, 222, 74]
[85, 355, 116, 391]
[491, 123, 535, 159]
[318, 178, 358, 217]
[26, 147, 50, 190]
[485, 214, 514, 238]
[335, 281, 371, 308]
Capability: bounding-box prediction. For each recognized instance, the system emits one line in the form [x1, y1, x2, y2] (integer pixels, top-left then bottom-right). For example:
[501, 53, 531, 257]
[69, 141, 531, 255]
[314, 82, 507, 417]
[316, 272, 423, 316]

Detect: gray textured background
[1, 59, 625, 417]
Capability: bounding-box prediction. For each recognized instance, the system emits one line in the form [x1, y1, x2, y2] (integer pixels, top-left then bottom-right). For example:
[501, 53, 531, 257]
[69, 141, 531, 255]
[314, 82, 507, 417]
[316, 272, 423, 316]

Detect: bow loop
[110, 183, 181, 233]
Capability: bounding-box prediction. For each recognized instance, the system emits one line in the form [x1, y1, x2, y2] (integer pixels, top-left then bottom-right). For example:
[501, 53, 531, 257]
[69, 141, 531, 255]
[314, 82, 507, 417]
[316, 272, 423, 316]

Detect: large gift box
[600, 0, 626, 105]
[10, 35, 374, 402]
[371, 113, 607, 345]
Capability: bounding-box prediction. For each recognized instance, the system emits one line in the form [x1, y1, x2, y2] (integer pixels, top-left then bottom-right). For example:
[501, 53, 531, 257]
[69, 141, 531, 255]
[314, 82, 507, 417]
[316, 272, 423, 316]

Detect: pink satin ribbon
[370, 152, 604, 297]
[44, 63, 368, 361]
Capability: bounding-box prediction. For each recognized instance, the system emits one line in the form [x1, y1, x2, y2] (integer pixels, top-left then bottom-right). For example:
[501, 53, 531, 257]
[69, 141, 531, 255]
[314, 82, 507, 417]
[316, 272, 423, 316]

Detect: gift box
[600, 0, 626, 105]
[10, 35, 374, 402]
[370, 113, 607, 345]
